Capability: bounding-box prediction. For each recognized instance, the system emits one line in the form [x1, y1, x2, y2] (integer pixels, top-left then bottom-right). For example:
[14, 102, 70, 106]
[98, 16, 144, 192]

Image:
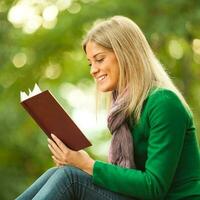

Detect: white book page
[20, 83, 42, 101]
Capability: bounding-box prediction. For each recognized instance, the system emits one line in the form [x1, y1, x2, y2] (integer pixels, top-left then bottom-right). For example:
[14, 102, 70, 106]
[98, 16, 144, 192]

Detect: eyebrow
[87, 52, 105, 61]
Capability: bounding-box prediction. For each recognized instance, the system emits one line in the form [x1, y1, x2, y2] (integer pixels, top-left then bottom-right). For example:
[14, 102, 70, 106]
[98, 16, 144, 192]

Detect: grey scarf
[107, 90, 136, 168]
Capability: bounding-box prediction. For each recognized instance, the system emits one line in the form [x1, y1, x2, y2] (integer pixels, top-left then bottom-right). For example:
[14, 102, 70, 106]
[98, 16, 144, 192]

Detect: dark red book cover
[20, 90, 92, 151]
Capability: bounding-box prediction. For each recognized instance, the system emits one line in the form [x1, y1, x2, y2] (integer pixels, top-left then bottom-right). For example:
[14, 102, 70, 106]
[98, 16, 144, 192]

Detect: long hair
[82, 15, 189, 123]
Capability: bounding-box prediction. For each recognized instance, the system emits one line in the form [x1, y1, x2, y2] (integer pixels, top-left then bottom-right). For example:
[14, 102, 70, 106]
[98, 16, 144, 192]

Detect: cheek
[112, 62, 120, 81]
[104, 54, 119, 82]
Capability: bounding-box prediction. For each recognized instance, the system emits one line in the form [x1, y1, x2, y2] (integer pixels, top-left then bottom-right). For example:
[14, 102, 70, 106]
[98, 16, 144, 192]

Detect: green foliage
[0, 0, 200, 199]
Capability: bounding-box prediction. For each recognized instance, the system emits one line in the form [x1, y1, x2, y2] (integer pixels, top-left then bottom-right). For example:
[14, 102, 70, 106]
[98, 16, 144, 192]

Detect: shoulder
[148, 88, 187, 109]
[148, 88, 181, 103]
[146, 88, 191, 124]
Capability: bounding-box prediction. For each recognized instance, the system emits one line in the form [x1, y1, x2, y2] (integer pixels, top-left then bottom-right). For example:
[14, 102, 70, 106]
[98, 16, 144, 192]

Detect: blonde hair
[82, 15, 189, 122]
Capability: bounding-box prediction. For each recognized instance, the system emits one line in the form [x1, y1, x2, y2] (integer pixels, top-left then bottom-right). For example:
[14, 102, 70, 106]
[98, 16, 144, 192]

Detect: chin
[98, 85, 115, 92]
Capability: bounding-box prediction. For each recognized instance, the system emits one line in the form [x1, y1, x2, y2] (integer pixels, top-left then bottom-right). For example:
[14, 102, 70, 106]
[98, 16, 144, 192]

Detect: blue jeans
[15, 165, 135, 200]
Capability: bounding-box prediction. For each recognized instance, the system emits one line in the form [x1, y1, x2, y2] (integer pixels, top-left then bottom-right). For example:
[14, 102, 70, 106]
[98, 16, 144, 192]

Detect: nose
[90, 64, 99, 77]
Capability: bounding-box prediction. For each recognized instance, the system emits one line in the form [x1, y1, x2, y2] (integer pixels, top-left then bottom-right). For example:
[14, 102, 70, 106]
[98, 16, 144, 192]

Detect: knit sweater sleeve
[92, 90, 189, 200]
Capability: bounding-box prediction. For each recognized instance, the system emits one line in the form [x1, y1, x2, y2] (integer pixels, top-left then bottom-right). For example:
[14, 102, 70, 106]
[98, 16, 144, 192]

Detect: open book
[20, 84, 92, 151]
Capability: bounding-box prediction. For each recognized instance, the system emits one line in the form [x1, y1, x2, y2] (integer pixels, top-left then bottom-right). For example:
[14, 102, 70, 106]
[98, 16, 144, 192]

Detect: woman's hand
[47, 134, 95, 175]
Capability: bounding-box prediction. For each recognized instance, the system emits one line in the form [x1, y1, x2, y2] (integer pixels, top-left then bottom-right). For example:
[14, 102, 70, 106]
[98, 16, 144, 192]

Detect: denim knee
[58, 165, 79, 180]
[46, 166, 58, 173]
[57, 165, 89, 185]
[43, 166, 58, 176]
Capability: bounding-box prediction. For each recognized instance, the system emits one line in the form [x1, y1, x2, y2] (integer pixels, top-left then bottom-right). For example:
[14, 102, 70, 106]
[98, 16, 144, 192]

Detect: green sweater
[92, 88, 200, 199]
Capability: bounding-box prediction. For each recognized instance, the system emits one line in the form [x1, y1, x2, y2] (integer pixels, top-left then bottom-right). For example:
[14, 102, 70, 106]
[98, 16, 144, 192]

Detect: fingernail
[51, 133, 55, 137]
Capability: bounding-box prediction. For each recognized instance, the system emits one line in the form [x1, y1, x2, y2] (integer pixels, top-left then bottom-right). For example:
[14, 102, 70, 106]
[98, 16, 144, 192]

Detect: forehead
[85, 41, 109, 58]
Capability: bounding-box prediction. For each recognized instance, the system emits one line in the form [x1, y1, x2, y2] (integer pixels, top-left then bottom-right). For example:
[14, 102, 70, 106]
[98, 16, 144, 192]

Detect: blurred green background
[0, 0, 200, 199]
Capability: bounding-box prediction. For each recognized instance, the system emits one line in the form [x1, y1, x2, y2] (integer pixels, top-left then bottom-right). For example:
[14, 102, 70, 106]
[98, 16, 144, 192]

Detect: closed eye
[88, 58, 104, 67]
[96, 58, 104, 63]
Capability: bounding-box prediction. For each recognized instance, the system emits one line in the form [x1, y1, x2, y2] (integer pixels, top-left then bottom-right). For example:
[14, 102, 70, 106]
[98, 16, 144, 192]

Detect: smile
[97, 75, 107, 82]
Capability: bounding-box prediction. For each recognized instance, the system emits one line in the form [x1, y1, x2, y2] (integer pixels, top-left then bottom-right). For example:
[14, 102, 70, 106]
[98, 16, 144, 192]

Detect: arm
[92, 90, 189, 199]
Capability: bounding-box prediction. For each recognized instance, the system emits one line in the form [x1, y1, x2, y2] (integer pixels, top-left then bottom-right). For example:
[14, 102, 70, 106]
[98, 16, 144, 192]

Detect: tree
[0, 0, 199, 199]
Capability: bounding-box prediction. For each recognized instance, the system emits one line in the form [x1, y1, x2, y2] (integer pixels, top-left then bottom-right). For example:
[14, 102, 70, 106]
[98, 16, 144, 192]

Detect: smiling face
[86, 41, 120, 92]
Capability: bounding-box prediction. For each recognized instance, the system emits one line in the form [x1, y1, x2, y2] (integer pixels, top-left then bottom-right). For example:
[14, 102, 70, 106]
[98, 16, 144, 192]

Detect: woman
[16, 16, 200, 200]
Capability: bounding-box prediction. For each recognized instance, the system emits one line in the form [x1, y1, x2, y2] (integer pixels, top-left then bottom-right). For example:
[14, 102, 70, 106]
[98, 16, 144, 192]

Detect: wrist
[84, 159, 95, 175]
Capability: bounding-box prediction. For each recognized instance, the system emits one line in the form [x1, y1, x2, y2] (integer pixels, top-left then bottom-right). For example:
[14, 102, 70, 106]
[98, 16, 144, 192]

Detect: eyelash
[88, 58, 104, 67]
[97, 58, 104, 63]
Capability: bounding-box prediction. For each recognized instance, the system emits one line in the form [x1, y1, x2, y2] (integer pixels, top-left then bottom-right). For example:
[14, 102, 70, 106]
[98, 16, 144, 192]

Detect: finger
[52, 156, 60, 167]
[48, 143, 62, 160]
[52, 155, 65, 166]
[49, 134, 73, 163]
[52, 157, 59, 167]
[48, 138, 63, 157]
[51, 134, 70, 152]
[52, 156, 59, 167]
